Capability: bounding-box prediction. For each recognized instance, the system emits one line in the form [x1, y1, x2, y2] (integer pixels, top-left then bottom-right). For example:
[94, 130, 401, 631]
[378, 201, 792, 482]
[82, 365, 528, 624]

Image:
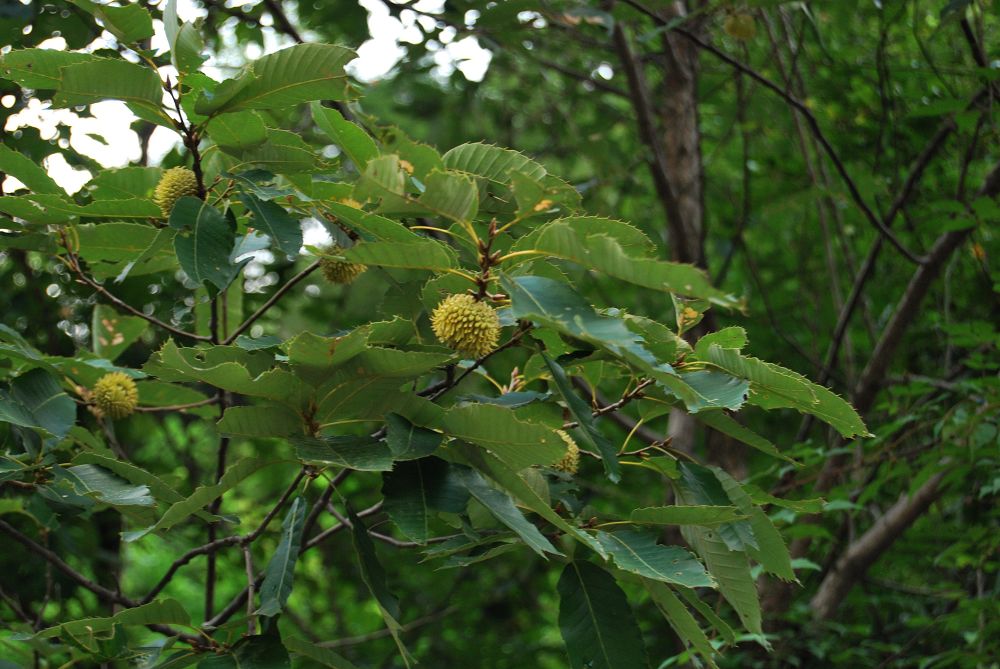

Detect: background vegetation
[1, 0, 998, 668]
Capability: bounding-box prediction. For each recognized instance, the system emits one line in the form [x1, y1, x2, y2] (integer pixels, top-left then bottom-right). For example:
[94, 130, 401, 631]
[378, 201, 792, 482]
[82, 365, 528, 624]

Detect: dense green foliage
[0, 1, 997, 668]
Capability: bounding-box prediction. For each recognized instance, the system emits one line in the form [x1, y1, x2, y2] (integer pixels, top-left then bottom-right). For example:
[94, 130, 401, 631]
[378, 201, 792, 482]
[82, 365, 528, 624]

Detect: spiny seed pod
[92, 372, 139, 420]
[723, 13, 756, 41]
[431, 293, 500, 358]
[153, 167, 199, 217]
[553, 430, 580, 475]
[319, 245, 366, 284]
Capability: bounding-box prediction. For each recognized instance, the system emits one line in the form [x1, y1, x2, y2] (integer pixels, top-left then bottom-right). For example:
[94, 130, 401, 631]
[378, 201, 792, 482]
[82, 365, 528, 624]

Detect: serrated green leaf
[454, 466, 560, 556]
[343, 238, 456, 271]
[443, 142, 547, 183]
[443, 403, 564, 470]
[557, 561, 648, 669]
[239, 192, 302, 256]
[0, 145, 62, 194]
[217, 405, 304, 438]
[168, 197, 239, 291]
[382, 457, 466, 544]
[712, 467, 796, 582]
[644, 581, 718, 668]
[348, 505, 413, 667]
[257, 497, 306, 616]
[450, 443, 608, 558]
[595, 530, 713, 588]
[517, 220, 737, 307]
[28, 599, 189, 641]
[417, 169, 478, 222]
[541, 351, 620, 482]
[293, 435, 394, 471]
[197, 44, 356, 115]
[284, 637, 360, 669]
[311, 102, 378, 170]
[694, 409, 797, 464]
[125, 458, 282, 541]
[206, 111, 268, 150]
[385, 413, 442, 460]
[0, 49, 100, 88]
[53, 59, 164, 115]
[630, 505, 744, 526]
[69, 0, 153, 42]
[702, 345, 869, 438]
[677, 462, 757, 551]
[62, 464, 154, 507]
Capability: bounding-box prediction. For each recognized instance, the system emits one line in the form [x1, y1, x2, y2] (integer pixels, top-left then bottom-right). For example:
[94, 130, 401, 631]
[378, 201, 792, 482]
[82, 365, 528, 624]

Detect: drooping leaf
[450, 443, 608, 557]
[1, 368, 76, 442]
[454, 466, 560, 556]
[677, 462, 758, 551]
[382, 457, 467, 544]
[68, 0, 154, 43]
[311, 102, 379, 170]
[27, 599, 189, 641]
[541, 352, 620, 482]
[384, 412, 442, 460]
[238, 192, 303, 256]
[443, 403, 564, 470]
[557, 561, 648, 669]
[124, 458, 283, 541]
[257, 497, 307, 616]
[348, 505, 413, 667]
[712, 467, 796, 582]
[683, 523, 763, 640]
[284, 637, 360, 669]
[644, 581, 719, 669]
[169, 197, 240, 291]
[695, 409, 797, 464]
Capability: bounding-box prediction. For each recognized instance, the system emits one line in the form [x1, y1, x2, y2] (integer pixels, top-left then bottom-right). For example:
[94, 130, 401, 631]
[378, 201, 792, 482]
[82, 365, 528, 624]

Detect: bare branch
[223, 261, 321, 344]
[619, 0, 927, 265]
[810, 469, 949, 620]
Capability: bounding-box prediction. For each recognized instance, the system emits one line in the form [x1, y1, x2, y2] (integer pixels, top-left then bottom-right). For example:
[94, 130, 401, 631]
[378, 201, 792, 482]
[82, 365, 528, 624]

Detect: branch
[810, 469, 948, 620]
[571, 377, 661, 445]
[142, 468, 307, 604]
[223, 261, 320, 344]
[610, 20, 691, 264]
[0, 520, 203, 646]
[1, 519, 132, 607]
[424, 325, 532, 401]
[852, 161, 1000, 415]
[64, 250, 210, 342]
[619, 0, 926, 265]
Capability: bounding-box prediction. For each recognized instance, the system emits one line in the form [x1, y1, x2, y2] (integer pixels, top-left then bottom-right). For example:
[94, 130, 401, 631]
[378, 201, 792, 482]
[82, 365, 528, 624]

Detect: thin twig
[223, 261, 320, 344]
[620, 0, 927, 265]
[64, 250, 209, 342]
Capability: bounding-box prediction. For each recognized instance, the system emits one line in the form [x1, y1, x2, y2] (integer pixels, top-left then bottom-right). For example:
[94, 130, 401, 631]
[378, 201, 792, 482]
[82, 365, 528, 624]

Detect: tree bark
[810, 470, 947, 620]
